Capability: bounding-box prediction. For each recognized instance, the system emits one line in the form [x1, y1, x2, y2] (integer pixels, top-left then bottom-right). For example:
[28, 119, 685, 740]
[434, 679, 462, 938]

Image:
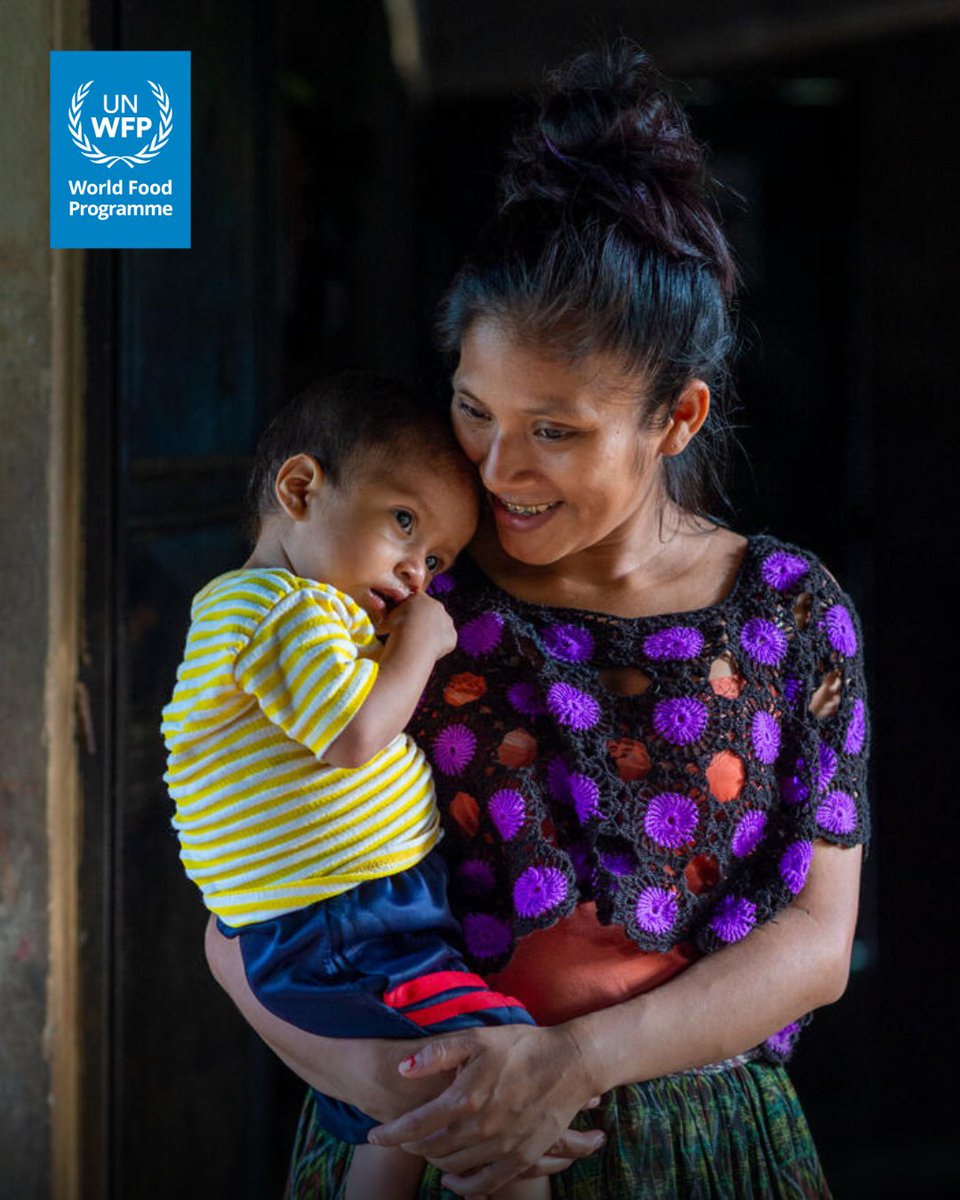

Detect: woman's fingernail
[399, 1055, 417, 1073]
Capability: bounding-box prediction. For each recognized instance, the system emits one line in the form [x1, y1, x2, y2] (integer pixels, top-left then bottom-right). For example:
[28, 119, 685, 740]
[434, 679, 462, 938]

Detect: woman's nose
[479, 432, 530, 492]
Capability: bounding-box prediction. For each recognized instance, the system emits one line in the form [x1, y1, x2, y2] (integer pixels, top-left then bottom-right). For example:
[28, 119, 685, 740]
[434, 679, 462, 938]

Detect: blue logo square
[50, 51, 191, 249]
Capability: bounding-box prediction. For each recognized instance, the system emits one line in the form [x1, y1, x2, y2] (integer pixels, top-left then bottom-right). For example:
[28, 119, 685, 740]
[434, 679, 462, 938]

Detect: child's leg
[344, 1147, 550, 1200]
[344, 1144, 423, 1200]
[498, 1176, 551, 1200]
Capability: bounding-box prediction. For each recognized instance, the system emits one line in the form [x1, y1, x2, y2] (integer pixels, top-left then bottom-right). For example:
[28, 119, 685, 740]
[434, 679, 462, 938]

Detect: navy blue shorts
[218, 850, 532, 1142]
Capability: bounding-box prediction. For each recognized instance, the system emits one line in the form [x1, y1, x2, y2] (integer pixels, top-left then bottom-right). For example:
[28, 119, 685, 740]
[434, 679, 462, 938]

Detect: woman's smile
[496, 498, 560, 515]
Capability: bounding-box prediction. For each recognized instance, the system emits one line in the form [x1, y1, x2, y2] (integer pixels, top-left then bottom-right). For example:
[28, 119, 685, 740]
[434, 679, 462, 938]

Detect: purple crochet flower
[652, 697, 708, 746]
[488, 789, 526, 840]
[816, 790, 858, 835]
[432, 724, 477, 775]
[824, 604, 857, 657]
[751, 711, 781, 764]
[546, 756, 571, 803]
[458, 612, 504, 657]
[780, 774, 809, 807]
[546, 682, 601, 731]
[844, 699, 866, 755]
[710, 894, 757, 943]
[513, 866, 568, 918]
[600, 849, 636, 876]
[635, 887, 679, 935]
[568, 772, 602, 823]
[761, 551, 809, 592]
[507, 681, 546, 717]
[457, 859, 495, 895]
[643, 625, 704, 661]
[427, 571, 455, 596]
[542, 623, 594, 662]
[731, 810, 767, 857]
[462, 913, 512, 960]
[644, 792, 699, 848]
[765, 1021, 801, 1057]
[740, 618, 788, 667]
[783, 676, 803, 706]
[780, 841, 814, 895]
[817, 742, 838, 791]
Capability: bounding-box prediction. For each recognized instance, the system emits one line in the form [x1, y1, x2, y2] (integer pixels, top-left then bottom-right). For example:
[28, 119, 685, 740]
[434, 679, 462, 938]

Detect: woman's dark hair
[437, 40, 737, 516]
[246, 370, 472, 539]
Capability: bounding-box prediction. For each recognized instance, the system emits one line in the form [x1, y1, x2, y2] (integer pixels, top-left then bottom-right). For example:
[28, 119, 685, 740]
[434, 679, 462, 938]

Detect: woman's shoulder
[734, 531, 863, 623]
[433, 529, 858, 629]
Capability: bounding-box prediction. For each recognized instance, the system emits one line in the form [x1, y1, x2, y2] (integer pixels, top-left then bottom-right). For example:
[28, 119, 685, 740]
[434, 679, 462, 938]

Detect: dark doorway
[80, 3, 959, 1195]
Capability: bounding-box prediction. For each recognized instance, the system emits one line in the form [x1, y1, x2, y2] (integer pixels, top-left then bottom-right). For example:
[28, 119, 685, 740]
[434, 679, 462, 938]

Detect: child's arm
[324, 591, 456, 769]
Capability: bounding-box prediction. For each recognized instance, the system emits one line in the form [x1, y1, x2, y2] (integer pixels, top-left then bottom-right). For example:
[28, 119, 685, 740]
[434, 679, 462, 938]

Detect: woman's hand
[368, 1023, 606, 1196]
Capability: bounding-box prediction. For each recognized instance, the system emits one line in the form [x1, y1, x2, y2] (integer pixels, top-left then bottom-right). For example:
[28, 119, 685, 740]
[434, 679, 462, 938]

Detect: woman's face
[451, 319, 668, 567]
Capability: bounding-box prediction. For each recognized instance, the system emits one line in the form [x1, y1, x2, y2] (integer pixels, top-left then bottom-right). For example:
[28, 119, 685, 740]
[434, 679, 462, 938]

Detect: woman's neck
[470, 509, 747, 620]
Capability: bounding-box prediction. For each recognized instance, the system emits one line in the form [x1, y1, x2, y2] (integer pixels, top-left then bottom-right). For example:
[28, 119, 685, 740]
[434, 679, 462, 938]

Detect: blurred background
[3, 1, 959, 1196]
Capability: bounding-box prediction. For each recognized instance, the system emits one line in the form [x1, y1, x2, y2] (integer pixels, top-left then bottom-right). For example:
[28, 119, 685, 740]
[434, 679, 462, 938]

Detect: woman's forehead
[455, 321, 644, 411]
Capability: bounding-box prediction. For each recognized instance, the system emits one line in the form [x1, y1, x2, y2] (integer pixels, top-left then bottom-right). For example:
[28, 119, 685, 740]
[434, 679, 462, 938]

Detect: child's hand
[379, 591, 458, 659]
[326, 592, 457, 767]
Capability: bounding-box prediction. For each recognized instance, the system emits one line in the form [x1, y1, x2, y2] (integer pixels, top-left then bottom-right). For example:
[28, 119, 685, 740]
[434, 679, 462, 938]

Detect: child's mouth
[369, 588, 406, 618]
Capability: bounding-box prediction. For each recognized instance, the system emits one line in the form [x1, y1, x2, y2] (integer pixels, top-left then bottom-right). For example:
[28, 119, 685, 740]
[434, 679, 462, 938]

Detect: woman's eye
[455, 397, 489, 422]
[394, 509, 414, 533]
[425, 553, 441, 573]
[535, 426, 572, 442]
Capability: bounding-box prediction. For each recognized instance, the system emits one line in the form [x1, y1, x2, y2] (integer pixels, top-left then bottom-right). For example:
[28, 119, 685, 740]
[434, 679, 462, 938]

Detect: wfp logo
[51, 50, 190, 248]
[68, 80, 173, 169]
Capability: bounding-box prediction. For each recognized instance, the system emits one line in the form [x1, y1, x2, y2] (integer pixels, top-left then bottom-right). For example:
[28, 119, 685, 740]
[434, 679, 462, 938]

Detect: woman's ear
[660, 380, 711, 457]
[274, 454, 324, 520]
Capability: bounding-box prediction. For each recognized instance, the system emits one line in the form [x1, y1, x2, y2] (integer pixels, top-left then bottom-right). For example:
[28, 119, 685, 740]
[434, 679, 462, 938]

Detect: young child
[162, 372, 547, 1200]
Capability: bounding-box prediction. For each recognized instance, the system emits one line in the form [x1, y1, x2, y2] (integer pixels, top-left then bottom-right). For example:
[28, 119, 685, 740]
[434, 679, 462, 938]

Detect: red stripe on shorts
[382, 970, 491, 1009]
[395, 989, 527, 1029]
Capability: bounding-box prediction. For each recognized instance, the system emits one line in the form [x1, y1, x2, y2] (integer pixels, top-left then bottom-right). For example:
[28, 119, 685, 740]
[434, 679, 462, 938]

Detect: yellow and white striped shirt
[161, 569, 440, 927]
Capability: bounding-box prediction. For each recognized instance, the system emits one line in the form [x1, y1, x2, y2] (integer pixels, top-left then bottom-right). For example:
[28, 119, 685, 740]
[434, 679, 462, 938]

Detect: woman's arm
[578, 840, 861, 1089]
[204, 915, 606, 1173]
[203, 915, 448, 1121]
[370, 842, 862, 1195]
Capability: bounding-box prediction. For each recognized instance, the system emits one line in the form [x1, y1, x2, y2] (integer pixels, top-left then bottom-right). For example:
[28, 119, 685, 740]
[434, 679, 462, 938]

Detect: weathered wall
[0, 0, 85, 1196]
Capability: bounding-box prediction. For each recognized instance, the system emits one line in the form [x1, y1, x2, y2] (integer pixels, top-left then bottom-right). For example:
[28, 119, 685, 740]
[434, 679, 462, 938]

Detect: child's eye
[394, 509, 414, 533]
[425, 553, 441, 573]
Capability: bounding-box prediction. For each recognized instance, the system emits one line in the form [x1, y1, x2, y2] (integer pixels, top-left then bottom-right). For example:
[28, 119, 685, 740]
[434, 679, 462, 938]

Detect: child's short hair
[246, 371, 474, 539]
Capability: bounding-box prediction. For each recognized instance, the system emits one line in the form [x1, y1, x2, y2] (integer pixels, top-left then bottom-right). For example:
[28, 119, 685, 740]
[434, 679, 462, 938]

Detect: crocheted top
[413, 533, 868, 1054]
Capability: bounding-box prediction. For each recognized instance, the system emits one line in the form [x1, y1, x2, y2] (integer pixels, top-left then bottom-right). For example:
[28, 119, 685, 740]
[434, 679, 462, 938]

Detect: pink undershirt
[486, 902, 698, 1025]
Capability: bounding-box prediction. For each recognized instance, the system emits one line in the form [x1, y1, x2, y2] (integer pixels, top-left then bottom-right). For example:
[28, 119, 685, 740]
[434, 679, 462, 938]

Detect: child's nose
[396, 557, 426, 592]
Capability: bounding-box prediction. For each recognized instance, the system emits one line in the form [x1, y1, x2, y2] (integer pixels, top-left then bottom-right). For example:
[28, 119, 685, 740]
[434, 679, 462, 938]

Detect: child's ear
[274, 454, 325, 521]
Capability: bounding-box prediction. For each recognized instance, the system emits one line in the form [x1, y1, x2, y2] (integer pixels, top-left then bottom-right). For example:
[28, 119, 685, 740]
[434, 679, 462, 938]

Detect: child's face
[281, 457, 478, 623]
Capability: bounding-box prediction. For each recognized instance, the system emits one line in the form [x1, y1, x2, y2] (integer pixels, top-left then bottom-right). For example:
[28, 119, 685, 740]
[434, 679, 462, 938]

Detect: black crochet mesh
[413, 534, 869, 1058]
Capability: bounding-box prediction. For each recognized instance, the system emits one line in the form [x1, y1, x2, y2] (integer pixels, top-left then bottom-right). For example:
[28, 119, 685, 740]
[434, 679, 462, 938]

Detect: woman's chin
[496, 528, 573, 567]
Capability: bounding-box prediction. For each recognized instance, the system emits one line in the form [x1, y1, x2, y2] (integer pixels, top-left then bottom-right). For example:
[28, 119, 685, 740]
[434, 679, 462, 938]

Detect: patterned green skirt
[285, 1056, 831, 1199]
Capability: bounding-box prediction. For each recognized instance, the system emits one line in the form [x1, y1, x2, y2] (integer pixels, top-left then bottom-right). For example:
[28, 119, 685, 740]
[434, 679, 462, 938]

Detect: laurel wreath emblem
[68, 80, 173, 169]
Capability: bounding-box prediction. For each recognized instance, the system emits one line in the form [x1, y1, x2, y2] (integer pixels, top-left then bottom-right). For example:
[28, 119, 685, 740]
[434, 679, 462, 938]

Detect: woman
[207, 42, 867, 1198]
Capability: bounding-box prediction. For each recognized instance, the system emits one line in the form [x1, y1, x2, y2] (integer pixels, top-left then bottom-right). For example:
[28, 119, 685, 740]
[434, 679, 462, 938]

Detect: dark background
[79, 1, 959, 1195]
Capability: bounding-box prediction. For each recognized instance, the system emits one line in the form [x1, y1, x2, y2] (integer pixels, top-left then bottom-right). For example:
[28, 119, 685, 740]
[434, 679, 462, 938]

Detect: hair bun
[502, 41, 734, 293]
